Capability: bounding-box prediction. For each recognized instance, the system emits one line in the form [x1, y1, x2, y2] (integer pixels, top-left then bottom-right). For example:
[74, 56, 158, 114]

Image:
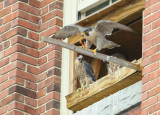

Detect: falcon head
[81, 27, 93, 37]
[77, 55, 83, 63]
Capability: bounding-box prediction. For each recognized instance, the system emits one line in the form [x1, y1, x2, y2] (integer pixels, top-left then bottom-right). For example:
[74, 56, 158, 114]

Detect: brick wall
[0, 0, 63, 114]
[141, 0, 160, 115]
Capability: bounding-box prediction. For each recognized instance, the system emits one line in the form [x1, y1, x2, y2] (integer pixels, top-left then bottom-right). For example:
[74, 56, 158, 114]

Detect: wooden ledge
[65, 58, 142, 111]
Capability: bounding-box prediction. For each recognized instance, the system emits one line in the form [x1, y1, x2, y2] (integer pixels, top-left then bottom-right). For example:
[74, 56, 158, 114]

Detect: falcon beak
[81, 32, 85, 37]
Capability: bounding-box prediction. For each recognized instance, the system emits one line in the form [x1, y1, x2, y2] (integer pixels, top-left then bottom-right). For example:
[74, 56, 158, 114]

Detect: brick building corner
[0, 0, 63, 114]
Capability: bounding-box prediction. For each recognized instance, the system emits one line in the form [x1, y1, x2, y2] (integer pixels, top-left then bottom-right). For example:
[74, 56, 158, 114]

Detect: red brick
[19, 10, 40, 24]
[19, 2, 40, 15]
[1, 61, 17, 74]
[38, 56, 47, 66]
[143, 62, 159, 75]
[143, 40, 152, 50]
[142, 92, 149, 101]
[0, 2, 3, 10]
[37, 88, 46, 98]
[38, 92, 60, 106]
[0, 89, 8, 100]
[26, 48, 39, 58]
[18, 19, 39, 32]
[150, 69, 160, 81]
[4, 0, 18, 7]
[38, 76, 60, 90]
[1, 27, 27, 42]
[11, 53, 37, 65]
[39, 42, 47, 49]
[37, 73, 46, 82]
[7, 110, 24, 115]
[0, 57, 9, 68]
[26, 81, 37, 91]
[0, 93, 24, 107]
[144, 11, 160, 26]
[142, 78, 159, 92]
[150, 53, 160, 63]
[143, 45, 159, 58]
[142, 57, 150, 67]
[39, 45, 55, 57]
[143, 24, 151, 34]
[0, 77, 24, 91]
[0, 23, 11, 34]
[149, 86, 160, 97]
[151, 2, 160, 13]
[27, 65, 39, 75]
[49, 1, 63, 11]
[128, 106, 141, 115]
[12, 69, 36, 82]
[4, 41, 10, 49]
[149, 102, 160, 114]
[3, 11, 18, 24]
[12, 2, 19, 11]
[150, 0, 159, 6]
[144, 7, 151, 17]
[0, 19, 2, 26]
[40, 59, 61, 73]
[16, 61, 26, 70]
[0, 73, 8, 84]
[41, 0, 55, 7]
[4, 44, 27, 57]
[42, 10, 63, 23]
[40, 26, 60, 38]
[42, 109, 60, 115]
[142, 74, 150, 84]
[17, 102, 36, 115]
[152, 35, 160, 45]
[25, 97, 37, 107]
[41, 18, 63, 31]
[152, 19, 160, 30]
[0, 105, 7, 115]
[0, 6, 11, 18]
[28, 31, 39, 41]
[48, 51, 62, 60]
[144, 28, 160, 42]
[41, 6, 48, 15]
[141, 96, 158, 109]
[29, 0, 41, 8]
[11, 36, 39, 49]
[0, 51, 4, 60]
[36, 105, 45, 115]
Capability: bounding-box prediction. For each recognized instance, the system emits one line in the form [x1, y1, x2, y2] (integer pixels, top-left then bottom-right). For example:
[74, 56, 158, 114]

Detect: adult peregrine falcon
[75, 55, 96, 90]
[52, 20, 136, 54]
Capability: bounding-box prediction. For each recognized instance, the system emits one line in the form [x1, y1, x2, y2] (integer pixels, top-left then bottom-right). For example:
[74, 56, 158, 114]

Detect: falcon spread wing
[52, 24, 86, 39]
[95, 20, 137, 36]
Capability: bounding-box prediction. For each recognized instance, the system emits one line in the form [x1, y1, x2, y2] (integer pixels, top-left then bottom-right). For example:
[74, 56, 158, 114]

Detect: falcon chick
[106, 53, 126, 75]
[52, 20, 136, 55]
[75, 55, 96, 91]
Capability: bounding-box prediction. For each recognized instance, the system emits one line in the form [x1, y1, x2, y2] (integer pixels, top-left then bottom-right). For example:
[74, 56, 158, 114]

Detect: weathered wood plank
[91, 58, 102, 80]
[65, 58, 142, 111]
[69, 51, 77, 93]
[42, 37, 141, 71]
[68, 0, 144, 44]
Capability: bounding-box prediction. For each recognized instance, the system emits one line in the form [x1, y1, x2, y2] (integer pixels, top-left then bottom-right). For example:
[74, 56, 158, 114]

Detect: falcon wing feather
[83, 61, 96, 82]
[95, 20, 137, 36]
[52, 24, 86, 39]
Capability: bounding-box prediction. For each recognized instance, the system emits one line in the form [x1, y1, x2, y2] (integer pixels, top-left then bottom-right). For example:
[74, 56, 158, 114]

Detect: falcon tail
[104, 41, 120, 49]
